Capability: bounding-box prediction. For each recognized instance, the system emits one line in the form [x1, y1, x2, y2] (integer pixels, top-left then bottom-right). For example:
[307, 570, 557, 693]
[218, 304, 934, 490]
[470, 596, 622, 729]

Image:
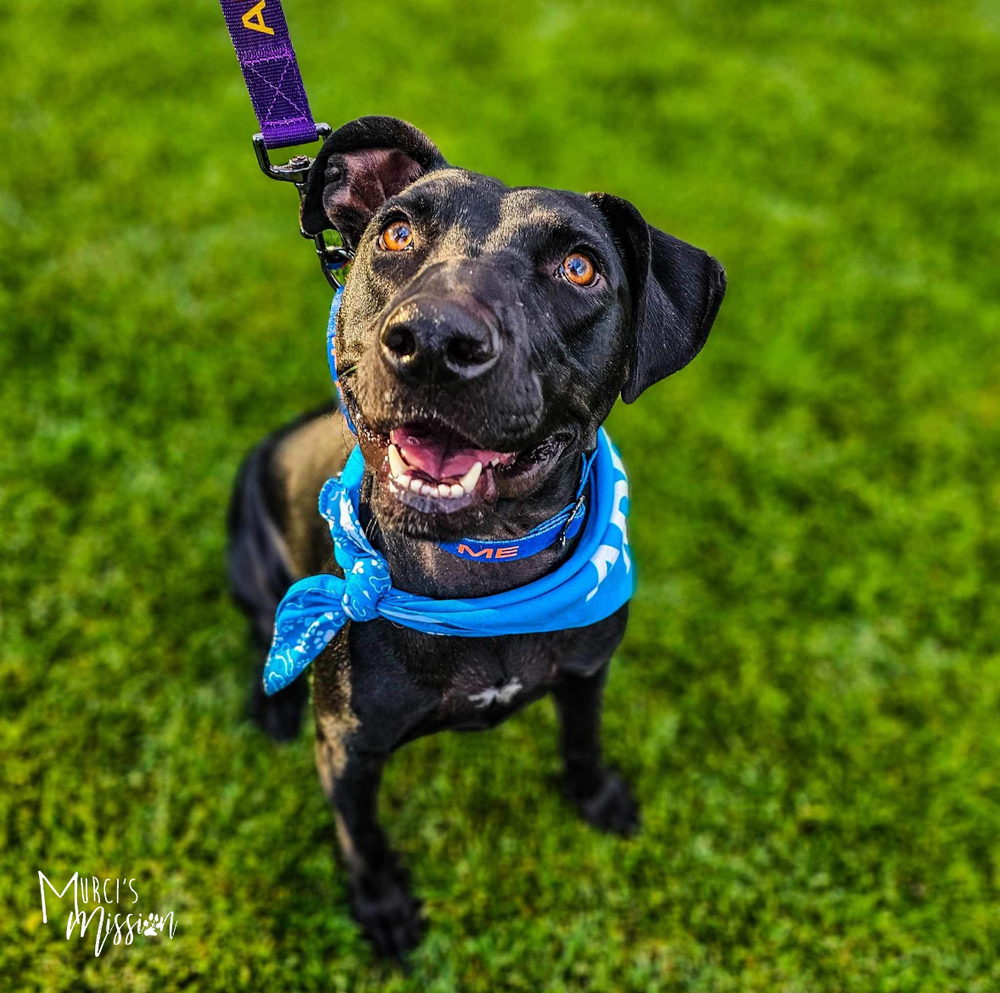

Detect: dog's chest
[341, 612, 626, 747]
[415, 634, 552, 729]
[441, 643, 555, 726]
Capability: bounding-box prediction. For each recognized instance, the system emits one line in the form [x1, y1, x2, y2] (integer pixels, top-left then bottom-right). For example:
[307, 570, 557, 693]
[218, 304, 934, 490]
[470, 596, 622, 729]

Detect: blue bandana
[261, 295, 635, 696]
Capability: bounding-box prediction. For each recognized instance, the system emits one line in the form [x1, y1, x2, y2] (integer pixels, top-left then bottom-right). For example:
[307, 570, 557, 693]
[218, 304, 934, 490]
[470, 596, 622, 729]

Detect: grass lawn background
[2, 0, 999, 989]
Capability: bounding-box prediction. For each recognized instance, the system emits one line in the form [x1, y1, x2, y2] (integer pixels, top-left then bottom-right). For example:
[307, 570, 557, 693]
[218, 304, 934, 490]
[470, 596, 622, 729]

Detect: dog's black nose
[381, 299, 500, 383]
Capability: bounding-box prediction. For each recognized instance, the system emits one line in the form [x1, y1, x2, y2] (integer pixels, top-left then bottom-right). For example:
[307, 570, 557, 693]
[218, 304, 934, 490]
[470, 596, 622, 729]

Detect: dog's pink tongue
[390, 427, 503, 480]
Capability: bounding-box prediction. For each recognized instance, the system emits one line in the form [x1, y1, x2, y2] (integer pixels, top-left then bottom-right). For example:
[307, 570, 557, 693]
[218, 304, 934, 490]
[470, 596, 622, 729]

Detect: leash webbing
[217, 0, 318, 149]
[216, 1, 351, 285]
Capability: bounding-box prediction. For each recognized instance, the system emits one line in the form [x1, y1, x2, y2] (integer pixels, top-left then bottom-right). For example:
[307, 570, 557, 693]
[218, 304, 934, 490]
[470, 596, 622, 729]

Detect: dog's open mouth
[388, 423, 514, 502]
[377, 421, 567, 514]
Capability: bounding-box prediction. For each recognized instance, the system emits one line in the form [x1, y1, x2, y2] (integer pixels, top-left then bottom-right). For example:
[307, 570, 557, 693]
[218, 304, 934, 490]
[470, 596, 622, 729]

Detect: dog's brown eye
[562, 252, 596, 286]
[380, 220, 414, 252]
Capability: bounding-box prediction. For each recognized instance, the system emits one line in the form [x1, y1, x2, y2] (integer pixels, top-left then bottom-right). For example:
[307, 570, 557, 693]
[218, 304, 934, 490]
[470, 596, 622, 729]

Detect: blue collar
[327, 284, 595, 563]
[262, 426, 634, 695]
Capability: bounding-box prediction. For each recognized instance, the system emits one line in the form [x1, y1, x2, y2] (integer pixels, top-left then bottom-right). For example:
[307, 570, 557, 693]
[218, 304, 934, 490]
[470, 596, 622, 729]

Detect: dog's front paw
[576, 769, 640, 837]
[349, 868, 424, 959]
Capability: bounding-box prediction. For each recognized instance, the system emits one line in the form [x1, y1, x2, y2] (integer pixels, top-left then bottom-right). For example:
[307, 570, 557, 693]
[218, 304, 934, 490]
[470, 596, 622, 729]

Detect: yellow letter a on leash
[242, 1, 274, 35]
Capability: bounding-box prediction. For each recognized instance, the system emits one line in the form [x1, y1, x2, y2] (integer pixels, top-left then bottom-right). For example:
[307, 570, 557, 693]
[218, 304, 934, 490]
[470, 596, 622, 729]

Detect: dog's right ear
[300, 116, 448, 249]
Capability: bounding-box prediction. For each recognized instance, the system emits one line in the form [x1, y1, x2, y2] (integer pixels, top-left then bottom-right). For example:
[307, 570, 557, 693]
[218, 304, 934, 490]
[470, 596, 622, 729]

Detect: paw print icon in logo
[141, 914, 165, 937]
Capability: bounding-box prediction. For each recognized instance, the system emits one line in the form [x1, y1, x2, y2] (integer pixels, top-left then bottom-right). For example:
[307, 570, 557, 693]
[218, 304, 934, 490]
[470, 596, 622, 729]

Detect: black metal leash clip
[252, 124, 354, 289]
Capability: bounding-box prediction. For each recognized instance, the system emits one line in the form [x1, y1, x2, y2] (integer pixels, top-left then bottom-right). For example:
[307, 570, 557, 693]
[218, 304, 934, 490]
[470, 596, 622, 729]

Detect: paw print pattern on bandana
[264, 605, 344, 696]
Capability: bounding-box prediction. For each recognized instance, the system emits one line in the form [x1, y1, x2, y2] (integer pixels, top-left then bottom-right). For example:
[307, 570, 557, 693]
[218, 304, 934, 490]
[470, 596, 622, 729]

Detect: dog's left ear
[589, 193, 726, 403]
[301, 116, 448, 249]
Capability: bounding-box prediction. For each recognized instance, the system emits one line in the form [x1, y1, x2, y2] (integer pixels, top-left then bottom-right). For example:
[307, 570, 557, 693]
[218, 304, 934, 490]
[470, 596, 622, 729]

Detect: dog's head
[302, 116, 726, 539]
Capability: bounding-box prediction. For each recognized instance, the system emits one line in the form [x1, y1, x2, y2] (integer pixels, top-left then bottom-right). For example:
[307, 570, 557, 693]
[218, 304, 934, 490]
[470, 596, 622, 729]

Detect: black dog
[229, 116, 725, 956]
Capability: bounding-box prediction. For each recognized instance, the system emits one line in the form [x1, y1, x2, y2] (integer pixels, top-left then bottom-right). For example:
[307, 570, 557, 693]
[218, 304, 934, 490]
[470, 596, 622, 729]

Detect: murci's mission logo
[37, 871, 178, 957]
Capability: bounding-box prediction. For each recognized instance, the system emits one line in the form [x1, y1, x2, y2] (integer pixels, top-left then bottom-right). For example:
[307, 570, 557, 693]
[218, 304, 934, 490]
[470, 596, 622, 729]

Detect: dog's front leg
[315, 734, 423, 957]
[553, 662, 640, 837]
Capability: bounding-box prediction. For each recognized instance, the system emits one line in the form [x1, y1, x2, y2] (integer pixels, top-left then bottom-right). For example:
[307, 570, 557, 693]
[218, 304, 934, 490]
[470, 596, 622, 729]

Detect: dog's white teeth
[387, 444, 406, 478]
[459, 461, 483, 494]
[390, 450, 481, 500]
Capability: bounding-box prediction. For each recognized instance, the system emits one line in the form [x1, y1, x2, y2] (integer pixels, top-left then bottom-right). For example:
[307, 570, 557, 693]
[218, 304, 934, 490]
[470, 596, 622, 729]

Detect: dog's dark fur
[228, 116, 725, 956]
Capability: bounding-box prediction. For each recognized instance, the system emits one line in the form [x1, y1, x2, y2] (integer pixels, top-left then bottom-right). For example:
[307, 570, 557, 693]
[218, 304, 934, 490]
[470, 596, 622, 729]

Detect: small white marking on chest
[468, 678, 523, 709]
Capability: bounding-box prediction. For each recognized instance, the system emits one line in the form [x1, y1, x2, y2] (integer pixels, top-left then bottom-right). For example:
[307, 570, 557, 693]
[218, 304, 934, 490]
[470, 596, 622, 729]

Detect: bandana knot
[342, 557, 391, 622]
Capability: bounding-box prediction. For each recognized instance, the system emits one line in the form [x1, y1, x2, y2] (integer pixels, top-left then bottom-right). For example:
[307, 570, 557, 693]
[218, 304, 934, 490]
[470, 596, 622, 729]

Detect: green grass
[3, 0, 999, 989]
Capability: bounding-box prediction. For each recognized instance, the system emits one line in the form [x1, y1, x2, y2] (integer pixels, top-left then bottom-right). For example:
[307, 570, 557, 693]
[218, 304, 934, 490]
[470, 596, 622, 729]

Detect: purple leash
[217, 0, 351, 285]
[218, 0, 318, 149]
